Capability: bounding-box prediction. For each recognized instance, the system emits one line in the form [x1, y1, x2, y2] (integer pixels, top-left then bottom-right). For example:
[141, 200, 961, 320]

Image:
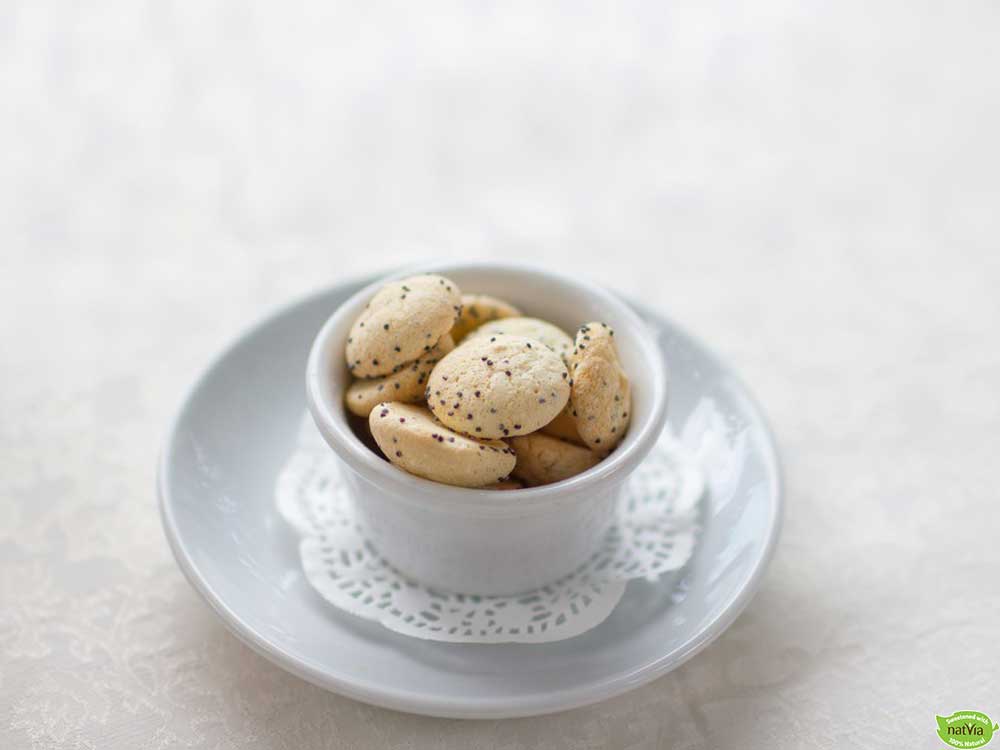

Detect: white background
[2, 0, 999, 748]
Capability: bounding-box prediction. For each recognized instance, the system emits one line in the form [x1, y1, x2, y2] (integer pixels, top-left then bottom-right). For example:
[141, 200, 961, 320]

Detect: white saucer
[158, 273, 783, 719]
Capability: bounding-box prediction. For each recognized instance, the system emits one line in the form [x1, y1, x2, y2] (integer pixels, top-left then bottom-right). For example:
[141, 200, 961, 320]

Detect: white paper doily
[277, 416, 704, 643]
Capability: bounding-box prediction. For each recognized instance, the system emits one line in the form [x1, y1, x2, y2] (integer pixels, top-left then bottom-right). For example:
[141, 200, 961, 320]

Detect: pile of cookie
[343, 274, 631, 489]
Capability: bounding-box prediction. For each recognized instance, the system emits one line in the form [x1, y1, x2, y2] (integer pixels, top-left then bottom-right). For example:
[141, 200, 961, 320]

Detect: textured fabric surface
[2, 0, 999, 748]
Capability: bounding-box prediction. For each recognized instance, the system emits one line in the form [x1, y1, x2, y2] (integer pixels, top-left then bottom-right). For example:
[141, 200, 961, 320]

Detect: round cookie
[346, 274, 461, 378]
[540, 403, 585, 445]
[450, 294, 521, 342]
[426, 334, 570, 439]
[345, 335, 454, 417]
[466, 317, 573, 362]
[509, 433, 600, 486]
[369, 402, 515, 488]
[569, 322, 631, 454]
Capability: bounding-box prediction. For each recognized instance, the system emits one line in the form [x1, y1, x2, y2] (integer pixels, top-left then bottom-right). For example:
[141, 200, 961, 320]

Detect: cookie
[569, 322, 631, 453]
[571, 320, 618, 361]
[344, 335, 455, 417]
[509, 432, 600, 486]
[540, 403, 585, 445]
[346, 274, 461, 378]
[426, 334, 570, 439]
[466, 317, 574, 362]
[450, 294, 521, 342]
[369, 402, 516, 488]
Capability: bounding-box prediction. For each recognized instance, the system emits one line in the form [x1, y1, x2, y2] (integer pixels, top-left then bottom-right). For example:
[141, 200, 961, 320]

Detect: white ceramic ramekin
[306, 261, 668, 595]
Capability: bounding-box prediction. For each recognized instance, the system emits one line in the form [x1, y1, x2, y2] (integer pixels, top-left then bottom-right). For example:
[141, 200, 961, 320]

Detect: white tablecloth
[3, 0, 999, 747]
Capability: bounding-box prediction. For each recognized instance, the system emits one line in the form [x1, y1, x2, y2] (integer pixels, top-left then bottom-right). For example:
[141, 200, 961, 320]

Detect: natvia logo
[937, 711, 999, 748]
